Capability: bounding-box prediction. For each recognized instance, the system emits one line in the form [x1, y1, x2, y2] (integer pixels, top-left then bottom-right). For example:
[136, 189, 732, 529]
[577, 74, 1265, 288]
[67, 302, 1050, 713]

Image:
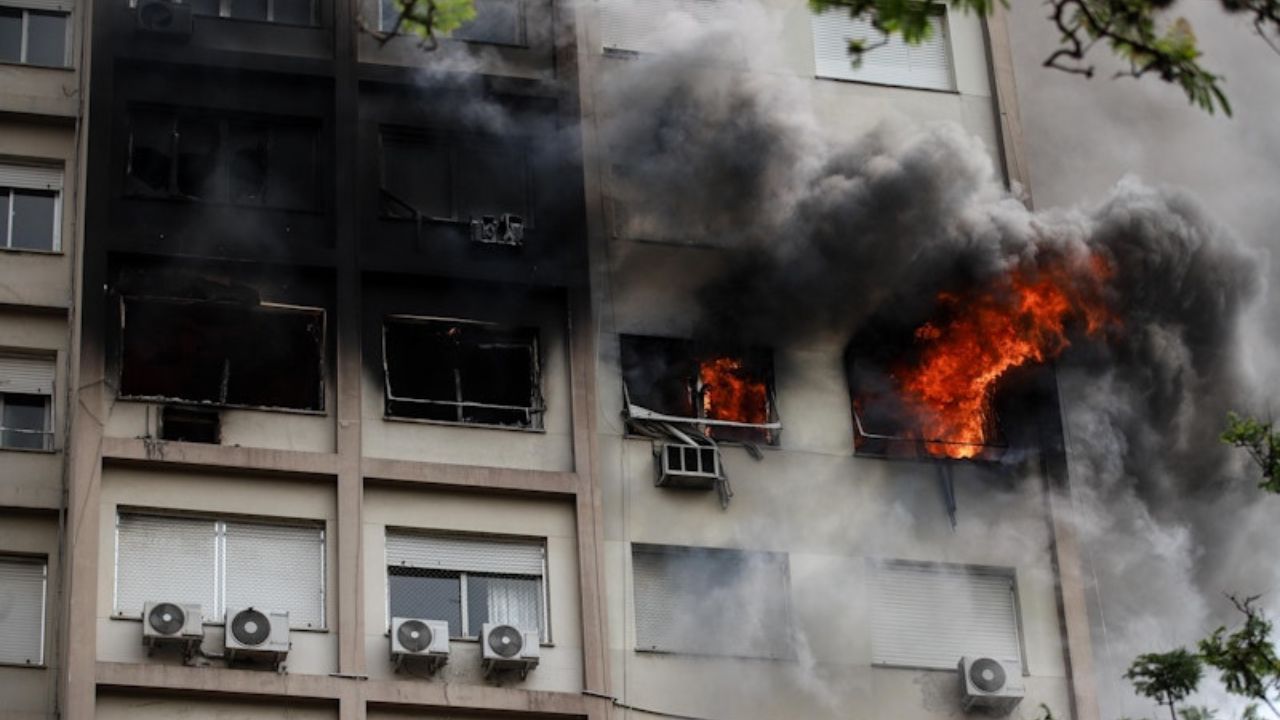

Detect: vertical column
[983, 5, 1033, 204]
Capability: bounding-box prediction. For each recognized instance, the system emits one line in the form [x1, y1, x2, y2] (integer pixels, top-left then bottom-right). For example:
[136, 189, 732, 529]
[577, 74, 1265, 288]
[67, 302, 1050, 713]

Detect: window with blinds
[114, 512, 325, 629]
[632, 544, 793, 659]
[810, 7, 956, 92]
[871, 562, 1022, 669]
[0, 557, 46, 666]
[385, 530, 547, 641]
[0, 354, 54, 451]
[0, 163, 62, 252]
[599, 0, 722, 54]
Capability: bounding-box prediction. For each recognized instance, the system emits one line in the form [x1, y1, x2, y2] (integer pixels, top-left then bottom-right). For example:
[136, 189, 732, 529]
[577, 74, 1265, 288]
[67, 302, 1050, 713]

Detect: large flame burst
[893, 254, 1114, 459]
[700, 357, 770, 426]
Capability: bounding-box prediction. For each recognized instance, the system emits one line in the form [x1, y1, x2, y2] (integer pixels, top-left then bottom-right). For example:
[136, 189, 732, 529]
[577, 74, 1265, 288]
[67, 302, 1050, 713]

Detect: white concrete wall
[362, 486, 583, 693]
[0, 511, 60, 720]
[95, 468, 339, 676]
[105, 400, 337, 454]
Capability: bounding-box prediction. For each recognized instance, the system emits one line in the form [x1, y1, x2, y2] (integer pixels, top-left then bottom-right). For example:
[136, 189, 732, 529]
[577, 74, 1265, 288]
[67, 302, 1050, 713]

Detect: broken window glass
[383, 317, 543, 428]
[619, 335, 778, 444]
[120, 297, 325, 412]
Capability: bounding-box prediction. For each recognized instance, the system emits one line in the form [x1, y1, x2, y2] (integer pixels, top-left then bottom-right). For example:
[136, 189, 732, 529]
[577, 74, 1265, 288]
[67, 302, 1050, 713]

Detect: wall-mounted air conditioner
[136, 0, 193, 36]
[470, 214, 525, 247]
[390, 617, 450, 673]
[142, 601, 204, 654]
[479, 623, 539, 678]
[224, 607, 290, 669]
[959, 656, 1025, 715]
[655, 441, 722, 490]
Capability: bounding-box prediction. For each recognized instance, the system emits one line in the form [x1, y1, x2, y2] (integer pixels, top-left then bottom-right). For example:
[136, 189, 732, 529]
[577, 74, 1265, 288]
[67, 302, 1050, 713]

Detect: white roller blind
[0, 559, 45, 665]
[0, 0, 73, 12]
[386, 531, 544, 576]
[0, 164, 63, 191]
[0, 355, 55, 396]
[871, 563, 1021, 669]
[600, 0, 723, 54]
[115, 514, 218, 620]
[224, 521, 325, 629]
[811, 8, 955, 91]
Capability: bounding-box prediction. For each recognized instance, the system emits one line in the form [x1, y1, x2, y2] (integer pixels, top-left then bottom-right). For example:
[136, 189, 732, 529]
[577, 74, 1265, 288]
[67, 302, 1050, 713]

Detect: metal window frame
[0, 554, 47, 666]
[0, 186, 62, 253]
[0, 391, 54, 451]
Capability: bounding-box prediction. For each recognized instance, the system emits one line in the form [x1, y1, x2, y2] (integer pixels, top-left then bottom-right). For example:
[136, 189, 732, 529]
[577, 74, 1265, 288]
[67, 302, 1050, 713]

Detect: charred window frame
[377, 128, 532, 228]
[382, 315, 544, 430]
[619, 335, 780, 445]
[125, 107, 320, 211]
[118, 296, 326, 413]
[184, 0, 316, 25]
[377, 0, 527, 46]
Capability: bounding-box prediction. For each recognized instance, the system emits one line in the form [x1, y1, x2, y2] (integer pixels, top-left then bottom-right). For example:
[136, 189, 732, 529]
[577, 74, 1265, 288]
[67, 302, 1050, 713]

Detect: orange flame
[700, 357, 770, 428]
[893, 254, 1114, 459]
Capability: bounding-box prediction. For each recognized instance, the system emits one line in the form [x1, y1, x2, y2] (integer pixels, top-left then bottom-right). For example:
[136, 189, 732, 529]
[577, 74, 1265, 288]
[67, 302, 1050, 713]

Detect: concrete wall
[97, 693, 336, 720]
[0, 511, 61, 720]
[0, 311, 70, 510]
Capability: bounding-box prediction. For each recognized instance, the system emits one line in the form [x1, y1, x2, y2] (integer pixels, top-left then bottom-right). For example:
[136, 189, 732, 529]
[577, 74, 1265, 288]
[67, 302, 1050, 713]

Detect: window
[383, 316, 543, 429]
[126, 109, 319, 210]
[119, 296, 325, 412]
[871, 562, 1021, 669]
[810, 6, 955, 92]
[0, 557, 46, 665]
[632, 544, 792, 659]
[599, 0, 721, 55]
[159, 405, 220, 443]
[379, 0, 525, 45]
[0, 164, 62, 252]
[0, 2, 69, 67]
[181, 0, 313, 24]
[620, 335, 779, 444]
[378, 130, 530, 225]
[0, 354, 54, 450]
[114, 512, 325, 628]
[385, 531, 547, 641]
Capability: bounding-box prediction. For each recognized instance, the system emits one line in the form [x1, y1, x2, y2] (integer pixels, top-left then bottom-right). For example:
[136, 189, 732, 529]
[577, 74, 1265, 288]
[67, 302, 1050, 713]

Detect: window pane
[228, 0, 268, 20]
[452, 0, 523, 45]
[227, 124, 269, 205]
[0, 191, 9, 248]
[272, 0, 312, 25]
[115, 514, 218, 620]
[379, 0, 396, 31]
[24, 12, 67, 67]
[383, 320, 463, 422]
[0, 9, 20, 63]
[2, 393, 48, 450]
[10, 191, 56, 251]
[388, 569, 463, 637]
[176, 118, 221, 200]
[265, 125, 316, 209]
[224, 522, 325, 628]
[0, 559, 45, 665]
[128, 111, 175, 195]
[190, 0, 220, 16]
[381, 136, 452, 219]
[466, 574, 542, 639]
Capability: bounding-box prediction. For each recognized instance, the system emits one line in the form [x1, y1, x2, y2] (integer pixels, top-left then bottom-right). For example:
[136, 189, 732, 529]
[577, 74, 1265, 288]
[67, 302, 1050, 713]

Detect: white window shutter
[811, 8, 955, 91]
[115, 514, 219, 621]
[0, 559, 45, 665]
[599, 0, 723, 54]
[223, 521, 325, 629]
[871, 563, 1021, 668]
[0, 164, 63, 192]
[0, 355, 55, 396]
[0, 0, 73, 11]
[386, 532, 544, 576]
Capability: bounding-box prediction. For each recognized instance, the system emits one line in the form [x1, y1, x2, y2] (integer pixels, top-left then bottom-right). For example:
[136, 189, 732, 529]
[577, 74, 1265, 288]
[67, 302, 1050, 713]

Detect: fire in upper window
[619, 335, 779, 445]
[119, 296, 325, 412]
[382, 316, 544, 429]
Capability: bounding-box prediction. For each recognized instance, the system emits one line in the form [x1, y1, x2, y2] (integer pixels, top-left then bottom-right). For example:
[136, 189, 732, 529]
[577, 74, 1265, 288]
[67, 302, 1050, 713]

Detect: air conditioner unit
[959, 656, 1025, 715]
[390, 617, 450, 672]
[136, 0, 193, 36]
[655, 441, 721, 490]
[480, 623, 539, 678]
[470, 214, 525, 247]
[224, 607, 290, 668]
[141, 601, 204, 654]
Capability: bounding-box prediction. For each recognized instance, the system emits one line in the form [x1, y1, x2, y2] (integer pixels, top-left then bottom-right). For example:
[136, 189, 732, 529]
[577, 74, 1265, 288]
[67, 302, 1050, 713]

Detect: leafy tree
[1199, 596, 1280, 717]
[365, 0, 476, 49]
[1222, 413, 1280, 492]
[1124, 649, 1204, 720]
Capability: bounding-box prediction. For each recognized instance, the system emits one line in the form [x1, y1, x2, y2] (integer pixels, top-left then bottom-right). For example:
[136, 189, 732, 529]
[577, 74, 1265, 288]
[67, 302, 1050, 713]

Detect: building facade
[0, 1, 1096, 719]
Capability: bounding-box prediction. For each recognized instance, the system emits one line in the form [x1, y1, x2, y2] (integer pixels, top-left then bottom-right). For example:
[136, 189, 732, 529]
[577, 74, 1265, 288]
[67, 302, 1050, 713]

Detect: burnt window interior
[127, 108, 319, 210]
[620, 335, 777, 445]
[383, 317, 543, 428]
[120, 297, 325, 411]
[159, 405, 221, 444]
[379, 131, 530, 225]
[184, 0, 314, 24]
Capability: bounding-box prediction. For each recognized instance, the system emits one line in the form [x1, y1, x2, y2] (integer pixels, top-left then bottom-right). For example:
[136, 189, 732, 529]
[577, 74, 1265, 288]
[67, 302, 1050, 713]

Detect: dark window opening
[383, 317, 543, 429]
[620, 335, 778, 445]
[120, 296, 325, 412]
[159, 405, 221, 444]
[1, 393, 51, 450]
[126, 109, 319, 210]
[379, 131, 530, 227]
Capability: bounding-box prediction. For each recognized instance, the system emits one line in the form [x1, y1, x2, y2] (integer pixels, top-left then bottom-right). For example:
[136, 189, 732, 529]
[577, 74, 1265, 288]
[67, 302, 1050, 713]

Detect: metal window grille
[871, 562, 1022, 669]
[0, 557, 46, 665]
[810, 7, 955, 92]
[115, 512, 325, 628]
[632, 544, 793, 659]
[385, 531, 547, 641]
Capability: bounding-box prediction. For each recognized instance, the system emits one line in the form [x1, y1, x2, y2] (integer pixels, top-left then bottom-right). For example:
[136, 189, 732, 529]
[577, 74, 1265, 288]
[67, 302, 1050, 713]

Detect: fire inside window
[382, 316, 544, 429]
[619, 335, 779, 445]
[119, 296, 325, 412]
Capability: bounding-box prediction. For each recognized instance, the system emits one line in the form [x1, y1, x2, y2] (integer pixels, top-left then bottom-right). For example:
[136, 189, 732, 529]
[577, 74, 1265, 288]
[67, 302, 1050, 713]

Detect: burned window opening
[126, 108, 319, 211]
[382, 316, 544, 430]
[119, 296, 325, 412]
[159, 405, 221, 444]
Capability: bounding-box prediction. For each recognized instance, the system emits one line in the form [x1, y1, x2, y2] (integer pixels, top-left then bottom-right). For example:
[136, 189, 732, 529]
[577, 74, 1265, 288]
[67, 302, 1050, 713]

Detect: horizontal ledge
[102, 437, 340, 479]
[362, 457, 578, 497]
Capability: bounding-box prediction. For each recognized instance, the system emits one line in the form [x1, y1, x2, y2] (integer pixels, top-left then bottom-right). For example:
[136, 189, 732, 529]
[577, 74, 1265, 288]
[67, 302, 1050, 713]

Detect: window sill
[634, 647, 795, 663]
[0, 445, 57, 455]
[0, 246, 63, 256]
[813, 74, 960, 95]
[110, 614, 328, 633]
[382, 414, 547, 435]
[0, 661, 46, 669]
[0, 60, 73, 72]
